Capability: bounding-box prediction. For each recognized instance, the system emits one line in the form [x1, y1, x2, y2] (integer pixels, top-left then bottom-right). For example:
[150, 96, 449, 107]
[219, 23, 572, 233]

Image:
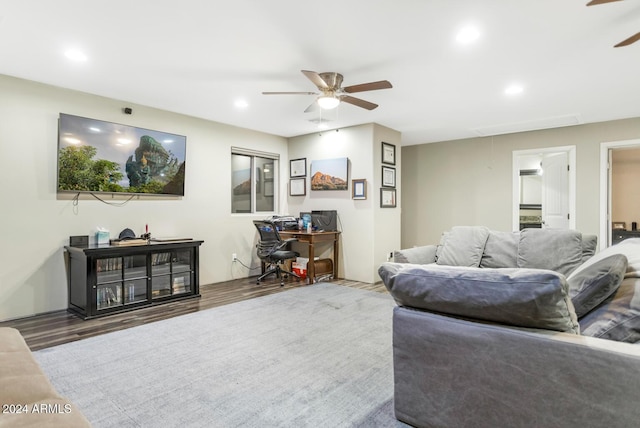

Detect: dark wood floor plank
[0, 277, 387, 351]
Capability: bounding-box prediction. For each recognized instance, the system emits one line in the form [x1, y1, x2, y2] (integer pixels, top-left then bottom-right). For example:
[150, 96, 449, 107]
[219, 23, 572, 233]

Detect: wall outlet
[387, 251, 393, 262]
[232, 253, 237, 262]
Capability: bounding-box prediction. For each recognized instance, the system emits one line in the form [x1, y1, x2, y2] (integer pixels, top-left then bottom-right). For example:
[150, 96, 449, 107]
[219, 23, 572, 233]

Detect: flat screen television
[57, 113, 187, 196]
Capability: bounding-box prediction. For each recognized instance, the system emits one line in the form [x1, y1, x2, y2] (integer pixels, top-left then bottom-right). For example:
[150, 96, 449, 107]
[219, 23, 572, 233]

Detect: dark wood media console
[65, 239, 203, 319]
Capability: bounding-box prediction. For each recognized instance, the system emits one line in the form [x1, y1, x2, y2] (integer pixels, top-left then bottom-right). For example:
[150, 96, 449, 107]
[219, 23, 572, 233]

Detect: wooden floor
[0, 276, 387, 352]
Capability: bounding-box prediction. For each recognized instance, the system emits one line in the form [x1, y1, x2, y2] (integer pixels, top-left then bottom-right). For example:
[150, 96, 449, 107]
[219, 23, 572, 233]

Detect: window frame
[231, 147, 279, 214]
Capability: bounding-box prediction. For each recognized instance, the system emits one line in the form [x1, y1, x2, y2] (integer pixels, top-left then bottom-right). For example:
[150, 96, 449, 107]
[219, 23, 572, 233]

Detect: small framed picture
[290, 158, 307, 178]
[352, 179, 367, 200]
[290, 178, 306, 196]
[380, 188, 396, 208]
[382, 142, 396, 165]
[382, 166, 396, 188]
[612, 221, 626, 230]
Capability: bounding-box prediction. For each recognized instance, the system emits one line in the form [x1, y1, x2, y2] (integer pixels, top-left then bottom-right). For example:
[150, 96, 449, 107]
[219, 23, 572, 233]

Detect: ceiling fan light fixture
[317, 95, 340, 110]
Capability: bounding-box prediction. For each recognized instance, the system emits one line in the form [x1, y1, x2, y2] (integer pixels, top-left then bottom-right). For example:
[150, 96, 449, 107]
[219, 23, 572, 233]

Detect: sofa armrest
[392, 307, 640, 428]
[393, 245, 437, 264]
[0, 328, 91, 427]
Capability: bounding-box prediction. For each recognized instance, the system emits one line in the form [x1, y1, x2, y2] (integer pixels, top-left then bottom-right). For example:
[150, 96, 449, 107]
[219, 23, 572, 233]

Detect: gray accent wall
[401, 118, 640, 248]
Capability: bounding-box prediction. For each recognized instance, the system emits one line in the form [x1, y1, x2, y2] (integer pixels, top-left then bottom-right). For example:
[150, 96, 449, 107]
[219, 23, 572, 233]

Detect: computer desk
[279, 230, 341, 284]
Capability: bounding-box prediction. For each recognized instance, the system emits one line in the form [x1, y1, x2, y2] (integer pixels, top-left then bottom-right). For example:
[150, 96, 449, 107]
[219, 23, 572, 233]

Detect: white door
[541, 152, 570, 229]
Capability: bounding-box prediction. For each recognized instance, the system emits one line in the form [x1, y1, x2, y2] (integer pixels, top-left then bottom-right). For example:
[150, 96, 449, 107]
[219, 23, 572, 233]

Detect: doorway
[599, 138, 640, 248]
[512, 146, 576, 231]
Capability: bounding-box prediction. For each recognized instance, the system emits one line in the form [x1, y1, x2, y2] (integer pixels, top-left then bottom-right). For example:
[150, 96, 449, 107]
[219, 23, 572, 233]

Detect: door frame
[599, 138, 640, 248]
[512, 146, 576, 231]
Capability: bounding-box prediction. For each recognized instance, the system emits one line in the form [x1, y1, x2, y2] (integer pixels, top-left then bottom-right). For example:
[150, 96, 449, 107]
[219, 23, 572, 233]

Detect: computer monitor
[311, 210, 337, 231]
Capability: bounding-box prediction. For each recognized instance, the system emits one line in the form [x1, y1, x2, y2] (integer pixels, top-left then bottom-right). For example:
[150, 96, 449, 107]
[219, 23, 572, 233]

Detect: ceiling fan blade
[262, 91, 317, 95]
[615, 31, 640, 47]
[340, 95, 378, 110]
[587, 0, 623, 5]
[343, 80, 393, 94]
[301, 70, 329, 89]
[304, 102, 319, 113]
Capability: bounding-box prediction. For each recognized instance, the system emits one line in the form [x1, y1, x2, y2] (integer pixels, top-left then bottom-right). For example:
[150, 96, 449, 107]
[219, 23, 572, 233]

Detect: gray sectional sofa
[379, 226, 640, 428]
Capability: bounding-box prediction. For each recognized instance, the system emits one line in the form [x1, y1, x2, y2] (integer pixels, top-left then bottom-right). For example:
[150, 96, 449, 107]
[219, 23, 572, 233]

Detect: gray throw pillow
[581, 235, 598, 264]
[436, 226, 490, 267]
[480, 230, 519, 268]
[378, 263, 579, 334]
[575, 237, 640, 276]
[579, 277, 640, 343]
[393, 245, 437, 264]
[517, 228, 583, 276]
[567, 254, 628, 318]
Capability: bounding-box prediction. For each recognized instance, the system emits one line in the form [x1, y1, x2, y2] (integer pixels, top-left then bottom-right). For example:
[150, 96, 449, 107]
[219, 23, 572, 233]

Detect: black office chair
[253, 220, 301, 286]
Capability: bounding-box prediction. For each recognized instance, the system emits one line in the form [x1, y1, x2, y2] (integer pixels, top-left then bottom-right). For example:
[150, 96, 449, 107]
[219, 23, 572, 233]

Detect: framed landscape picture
[310, 157, 348, 191]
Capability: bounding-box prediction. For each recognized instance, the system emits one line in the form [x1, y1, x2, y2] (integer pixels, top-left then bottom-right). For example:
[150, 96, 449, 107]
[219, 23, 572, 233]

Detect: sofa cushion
[378, 263, 579, 334]
[579, 277, 640, 343]
[394, 245, 437, 264]
[517, 228, 583, 276]
[436, 226, 490, 267]
[567, 254, 628, 318]
[480, 230, 519, 268]
[581, 234, 598, 264]
[575, 237, 640, 277]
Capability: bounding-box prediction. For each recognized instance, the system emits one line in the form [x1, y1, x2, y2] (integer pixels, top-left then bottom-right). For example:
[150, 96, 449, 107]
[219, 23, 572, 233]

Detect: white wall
[287, 124, 401, 283]
[0, 75, 289, 321]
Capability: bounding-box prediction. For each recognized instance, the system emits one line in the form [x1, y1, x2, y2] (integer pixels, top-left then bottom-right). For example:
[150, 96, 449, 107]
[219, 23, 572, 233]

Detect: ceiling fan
[262, 70, 392, 112]
[587, 0, 640, 47]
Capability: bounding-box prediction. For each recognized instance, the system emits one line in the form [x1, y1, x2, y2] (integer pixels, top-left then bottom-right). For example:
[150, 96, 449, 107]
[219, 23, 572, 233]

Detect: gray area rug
[34, 283, 409, 428]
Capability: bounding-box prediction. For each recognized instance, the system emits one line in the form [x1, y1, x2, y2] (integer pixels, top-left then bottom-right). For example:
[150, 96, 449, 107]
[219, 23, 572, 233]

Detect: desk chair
[253, 220, 301, 286]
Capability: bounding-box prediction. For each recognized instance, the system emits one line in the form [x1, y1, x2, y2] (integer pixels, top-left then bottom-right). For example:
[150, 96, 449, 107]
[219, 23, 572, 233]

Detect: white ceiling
[1, 0, 639, 146]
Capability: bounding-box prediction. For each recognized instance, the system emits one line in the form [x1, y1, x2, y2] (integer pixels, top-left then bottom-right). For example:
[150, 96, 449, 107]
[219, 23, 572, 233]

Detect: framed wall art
[382, 166, 396, 188]
[290, 178, 306, 196]
[380, 188, 396, 208]
[352, 179, 367, 200]
[382, 142, 396, 165]
[310, 157, 348, 191]
[290, 158, 307, 178]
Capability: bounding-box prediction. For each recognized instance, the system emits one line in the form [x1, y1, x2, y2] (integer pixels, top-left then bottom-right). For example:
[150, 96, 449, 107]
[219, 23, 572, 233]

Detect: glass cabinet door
[123, 254, 148, 304]
[151, 250, 193, 299]
[96, 257, 124, 310]
[151, 252, 172, 298]
[96, 254, 149, 311]
[172, 249, 193, 295]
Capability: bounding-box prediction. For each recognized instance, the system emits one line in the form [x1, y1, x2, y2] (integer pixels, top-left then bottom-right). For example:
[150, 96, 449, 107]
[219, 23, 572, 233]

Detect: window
[231, 148, 278, 213]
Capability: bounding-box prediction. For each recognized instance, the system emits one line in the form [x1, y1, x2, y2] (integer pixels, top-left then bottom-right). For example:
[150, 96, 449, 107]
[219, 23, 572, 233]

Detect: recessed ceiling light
[456, 25, 481, 44]
[505, 84, 524, 96]
[234, 99, 249, 109]
[64, 49, 88, 62]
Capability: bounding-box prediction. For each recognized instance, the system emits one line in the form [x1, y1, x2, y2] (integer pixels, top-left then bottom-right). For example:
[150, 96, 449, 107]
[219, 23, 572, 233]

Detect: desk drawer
[314, 258, 333, 276]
